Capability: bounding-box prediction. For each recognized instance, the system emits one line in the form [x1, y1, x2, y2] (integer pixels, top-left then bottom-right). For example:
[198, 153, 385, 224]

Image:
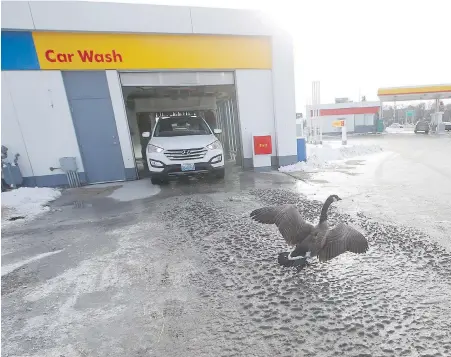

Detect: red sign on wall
[253, 135, 272, 155]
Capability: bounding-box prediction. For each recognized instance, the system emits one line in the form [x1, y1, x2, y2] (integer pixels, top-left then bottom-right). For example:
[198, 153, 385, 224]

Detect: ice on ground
[1, 187, 61, 223]
[293, 151, 391, 200]
[107, 179, 161, 202]
[291, 151, 403, 238]
[279, 143, 383, 173]
[2, 250, 63, 276]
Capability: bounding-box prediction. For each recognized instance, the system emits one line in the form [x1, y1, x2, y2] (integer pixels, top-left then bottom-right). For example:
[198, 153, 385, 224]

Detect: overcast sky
[81, 0, 451, 110]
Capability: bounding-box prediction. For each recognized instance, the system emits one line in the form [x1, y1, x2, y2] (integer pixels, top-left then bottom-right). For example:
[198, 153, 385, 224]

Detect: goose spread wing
[250, 205, 314, 246]
[317, 223, 368, 262]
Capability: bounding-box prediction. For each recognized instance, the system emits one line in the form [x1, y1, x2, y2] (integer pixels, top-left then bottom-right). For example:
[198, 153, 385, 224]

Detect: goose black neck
[319, 195, 337, 223]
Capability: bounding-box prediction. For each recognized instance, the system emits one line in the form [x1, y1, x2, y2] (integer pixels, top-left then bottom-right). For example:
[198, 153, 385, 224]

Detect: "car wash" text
[44, 50, 123, 63]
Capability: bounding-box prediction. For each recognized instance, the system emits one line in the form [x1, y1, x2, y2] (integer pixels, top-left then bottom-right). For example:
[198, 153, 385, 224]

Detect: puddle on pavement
[283, 169, 361, 181]
[74, 290, 115, 310]
[73, 186, 121, 195]
[61, 201, 93, 209]
[73, 201, 93, 209]
[53, 186, 120, 209]
[281, 172, 311, 181]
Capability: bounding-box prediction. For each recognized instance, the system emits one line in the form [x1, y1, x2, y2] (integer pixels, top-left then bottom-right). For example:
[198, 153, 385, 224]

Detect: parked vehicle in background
[443, 122, 451, 132]
[143, 115, 225, 185]
[414, 120, 430, 134]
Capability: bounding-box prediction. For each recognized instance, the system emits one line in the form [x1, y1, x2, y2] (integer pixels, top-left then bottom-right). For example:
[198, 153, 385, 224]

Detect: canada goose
[250, 195, 369, 267]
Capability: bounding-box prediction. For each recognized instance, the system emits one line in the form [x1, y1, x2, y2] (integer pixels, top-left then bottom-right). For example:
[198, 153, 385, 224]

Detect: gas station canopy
[377, 84, 451, 102]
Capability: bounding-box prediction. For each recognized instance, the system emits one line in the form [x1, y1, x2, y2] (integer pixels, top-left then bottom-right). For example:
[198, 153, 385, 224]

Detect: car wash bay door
[119, 71, 243, 166]
[63, 71, 126, 184]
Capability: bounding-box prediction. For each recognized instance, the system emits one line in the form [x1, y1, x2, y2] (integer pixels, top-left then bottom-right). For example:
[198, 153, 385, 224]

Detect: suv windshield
[153, 116, 212, 137]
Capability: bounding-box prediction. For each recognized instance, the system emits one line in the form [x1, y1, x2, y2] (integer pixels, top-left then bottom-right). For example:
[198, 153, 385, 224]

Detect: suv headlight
[149, 160, 164, 168]
[210, 154, 222, 164]
[147, 144, 164, 154]
[206, 140, 222, 150]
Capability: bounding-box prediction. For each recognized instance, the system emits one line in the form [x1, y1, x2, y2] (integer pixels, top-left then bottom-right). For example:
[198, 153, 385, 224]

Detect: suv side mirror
[142, 132, 150, 138]
[213, 128, 222, 135]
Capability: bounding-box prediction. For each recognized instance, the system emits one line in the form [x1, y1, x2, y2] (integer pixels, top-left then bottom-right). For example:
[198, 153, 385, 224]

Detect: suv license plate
[181, 163, 195, 172]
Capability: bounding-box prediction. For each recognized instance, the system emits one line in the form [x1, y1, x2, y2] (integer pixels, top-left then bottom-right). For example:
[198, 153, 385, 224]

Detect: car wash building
[1, 1, 297, 187]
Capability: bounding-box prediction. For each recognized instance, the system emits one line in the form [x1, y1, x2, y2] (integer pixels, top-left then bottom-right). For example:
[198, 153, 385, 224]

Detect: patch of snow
[1, 187, 61, 223]
[107, 179, 161, 202]
[385, 127, 415, 134]
[2, 161, 17, 167]
[279, 143, 383, 173]
[1, 250, 63, 276]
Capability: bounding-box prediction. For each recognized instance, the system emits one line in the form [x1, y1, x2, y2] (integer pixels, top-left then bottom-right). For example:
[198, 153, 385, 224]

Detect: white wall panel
[28, 1, 193, 33]
[190, 7, 272, 35]
[3, 71, 83, 177]
[271, 31, 297, 161]
[235, 70, 276, 160]
[1, 1, 35, 30]
[2, 1, 276, 36]
[1, 73, 34, 177]
[106, 70, 136, 170]
[120, 72, 234, 87]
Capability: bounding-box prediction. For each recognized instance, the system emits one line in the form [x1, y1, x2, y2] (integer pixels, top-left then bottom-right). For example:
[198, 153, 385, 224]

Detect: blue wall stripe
[22, 173, 88, 188]
[1, 31, 40, 70]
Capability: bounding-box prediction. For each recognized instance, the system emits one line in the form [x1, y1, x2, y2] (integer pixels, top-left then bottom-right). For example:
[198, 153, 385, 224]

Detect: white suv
[142, 115, 225, 184]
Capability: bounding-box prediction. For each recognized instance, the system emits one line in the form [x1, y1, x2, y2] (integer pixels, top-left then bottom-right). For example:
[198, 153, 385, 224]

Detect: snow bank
[2, 187, 61, 223]
[385, 127, 415, 134]
[279, 143, 383, 173]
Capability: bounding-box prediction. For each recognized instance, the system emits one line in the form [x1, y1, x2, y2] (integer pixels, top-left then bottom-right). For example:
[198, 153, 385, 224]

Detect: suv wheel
[215, 169, 225, 180]
[151, 176, 168, 185]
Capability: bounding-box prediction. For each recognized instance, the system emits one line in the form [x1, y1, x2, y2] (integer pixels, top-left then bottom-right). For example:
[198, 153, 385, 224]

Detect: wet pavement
[2, 136, 451, 357]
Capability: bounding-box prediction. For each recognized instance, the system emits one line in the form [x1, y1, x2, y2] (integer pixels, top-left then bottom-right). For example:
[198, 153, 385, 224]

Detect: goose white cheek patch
[288, 251, 311, 261]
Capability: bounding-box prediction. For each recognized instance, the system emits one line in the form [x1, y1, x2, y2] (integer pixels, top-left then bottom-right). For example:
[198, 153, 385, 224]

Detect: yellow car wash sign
[332, 120, 345, 128]
[32, 32, 272, 70]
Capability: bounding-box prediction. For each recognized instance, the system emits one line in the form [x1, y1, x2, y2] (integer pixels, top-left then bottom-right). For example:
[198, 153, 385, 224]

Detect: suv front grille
[164, 148, 207, 161]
